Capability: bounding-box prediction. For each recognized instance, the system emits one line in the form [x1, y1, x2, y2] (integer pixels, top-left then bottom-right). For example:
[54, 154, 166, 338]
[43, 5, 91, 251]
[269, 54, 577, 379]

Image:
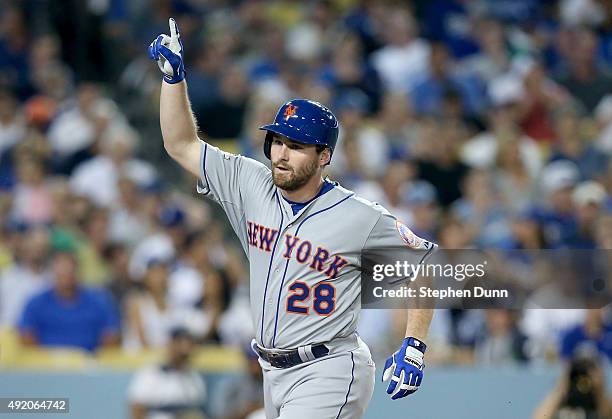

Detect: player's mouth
[274, 165, 292, 173]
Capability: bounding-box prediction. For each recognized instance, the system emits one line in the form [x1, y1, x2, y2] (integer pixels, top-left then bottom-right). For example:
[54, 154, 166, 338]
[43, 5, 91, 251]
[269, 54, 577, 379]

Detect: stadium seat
[96, 348, 163, 370]
[96, 345, 245, 372]
[10, 348, 91, 370]
[0, 327, 19, 367]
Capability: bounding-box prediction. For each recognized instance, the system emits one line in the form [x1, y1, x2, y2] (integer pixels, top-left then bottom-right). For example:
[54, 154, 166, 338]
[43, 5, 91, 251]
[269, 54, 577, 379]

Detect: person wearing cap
[565, 181, 608, 248]
[530, 160, 581, 247]
[402, 180, 439, 241]
[128, 327, 207, 419]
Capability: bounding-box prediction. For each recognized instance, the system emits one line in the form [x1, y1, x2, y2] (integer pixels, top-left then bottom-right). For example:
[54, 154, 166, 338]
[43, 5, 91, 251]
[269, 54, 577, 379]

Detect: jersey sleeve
[363, 205, 437, 255]
[196, 141, 271, 252]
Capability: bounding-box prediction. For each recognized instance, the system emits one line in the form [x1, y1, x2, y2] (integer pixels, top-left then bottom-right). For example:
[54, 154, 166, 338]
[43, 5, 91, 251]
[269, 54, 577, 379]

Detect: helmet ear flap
[264, 131, 273, 159]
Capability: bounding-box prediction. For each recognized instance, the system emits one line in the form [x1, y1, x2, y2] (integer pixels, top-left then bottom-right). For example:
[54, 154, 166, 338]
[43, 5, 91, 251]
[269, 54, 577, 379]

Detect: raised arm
[160, 81, 201, 176]
[149, 18, 201, 177]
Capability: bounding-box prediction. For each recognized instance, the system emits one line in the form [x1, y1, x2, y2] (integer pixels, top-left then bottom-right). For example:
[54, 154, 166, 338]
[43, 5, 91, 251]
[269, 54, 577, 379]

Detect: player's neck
[280, 176, 324, 203]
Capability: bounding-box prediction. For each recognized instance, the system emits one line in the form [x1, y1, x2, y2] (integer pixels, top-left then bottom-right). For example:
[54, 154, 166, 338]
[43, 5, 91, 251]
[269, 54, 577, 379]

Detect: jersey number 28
[286, 281, 335, 316]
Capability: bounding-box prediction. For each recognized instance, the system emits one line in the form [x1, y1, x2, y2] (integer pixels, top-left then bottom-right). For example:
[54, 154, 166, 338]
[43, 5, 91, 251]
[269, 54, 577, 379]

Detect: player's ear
[319, 148, 331, 166]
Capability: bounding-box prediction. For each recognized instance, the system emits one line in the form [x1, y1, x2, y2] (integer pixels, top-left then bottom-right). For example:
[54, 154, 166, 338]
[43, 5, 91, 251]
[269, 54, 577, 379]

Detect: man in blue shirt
[18, 250, 120, 352]
[561, 308, 612, 362]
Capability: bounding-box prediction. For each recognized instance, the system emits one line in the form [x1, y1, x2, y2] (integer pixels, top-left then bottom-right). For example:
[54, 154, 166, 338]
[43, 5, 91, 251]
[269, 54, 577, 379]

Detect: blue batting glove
[382, 337, 426, 400]
[147, 18, 185, 84]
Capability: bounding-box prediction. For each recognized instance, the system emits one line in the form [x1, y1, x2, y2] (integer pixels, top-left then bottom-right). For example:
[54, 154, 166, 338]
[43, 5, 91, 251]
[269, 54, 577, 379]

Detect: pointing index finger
[169, 18, 179, 40]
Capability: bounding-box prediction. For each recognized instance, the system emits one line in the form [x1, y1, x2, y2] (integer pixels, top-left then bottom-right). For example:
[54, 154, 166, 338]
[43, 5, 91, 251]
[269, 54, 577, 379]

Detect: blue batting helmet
[259, 99, 339, 163]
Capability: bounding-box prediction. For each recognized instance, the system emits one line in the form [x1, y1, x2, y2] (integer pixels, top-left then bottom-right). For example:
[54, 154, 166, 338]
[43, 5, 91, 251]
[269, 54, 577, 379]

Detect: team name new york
[246, 221, 348, 279]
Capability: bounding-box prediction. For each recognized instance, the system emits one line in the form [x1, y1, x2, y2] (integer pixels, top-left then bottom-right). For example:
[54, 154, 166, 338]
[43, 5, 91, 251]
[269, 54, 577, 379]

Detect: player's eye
[272, 139, 283, 146]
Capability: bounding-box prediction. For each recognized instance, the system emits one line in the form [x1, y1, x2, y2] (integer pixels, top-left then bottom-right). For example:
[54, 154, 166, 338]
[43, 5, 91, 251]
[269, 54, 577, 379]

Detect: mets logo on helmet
[283, 104, 298, 121]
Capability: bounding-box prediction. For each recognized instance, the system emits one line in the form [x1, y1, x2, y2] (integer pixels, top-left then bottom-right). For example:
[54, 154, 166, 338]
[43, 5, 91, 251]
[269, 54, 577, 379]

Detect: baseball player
[149, 19, 436, 419]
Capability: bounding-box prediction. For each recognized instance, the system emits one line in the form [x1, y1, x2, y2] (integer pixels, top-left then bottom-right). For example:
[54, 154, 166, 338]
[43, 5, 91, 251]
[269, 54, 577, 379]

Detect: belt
[252, 341, 330, 369]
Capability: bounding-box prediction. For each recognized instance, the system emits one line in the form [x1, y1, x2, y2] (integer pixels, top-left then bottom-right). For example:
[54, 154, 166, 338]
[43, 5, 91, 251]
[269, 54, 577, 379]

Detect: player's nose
[278, 143, 290, 160]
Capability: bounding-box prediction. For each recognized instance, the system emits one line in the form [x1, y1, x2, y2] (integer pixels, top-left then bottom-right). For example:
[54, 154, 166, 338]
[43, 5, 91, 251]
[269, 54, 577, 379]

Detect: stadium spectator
[318, 32, 382, 113]
[370, 9, 430, 93]
[0, 195, 13, 269]
[375, 92, 418, 158]
[533, 355, 612, 419]
[195, 64, 249, 140]
[0, 0, 611, 378]
[0, 90, 25, 189]
[47, 83, 125, 174]
[474, 309, 529, 365]
[107, 176, 151, 247]
[460, 18, 512, 83]
[421, 0, 479, 59]
[18, 250, 120, 352]
[210, 344, 264, 419]
[0, 226, 51, 327]
[402, 180, 439, 241]
[461, 101, 543, 204]
[124, 258, 208, 350]
[0, 5, 31, 99]
[521, 257, 588, 361]
[494, 138, 540, 215]
[331, 89, 388, 181]
[71, 207, 112, 285]
[27, 35, 73, 103]
[10, 156, 54, 225]
[410, 41, 487, 116]
[507, 214, 548, 249]
[532, 160, 581, 247]
[415, 117, 470, 208]
[128, 327, 206, 419]
[556, 26, 612, 113]
[560, 308, 612, 361]
[516, 59, 570, 143]
[180, 230, 225, 342]
[595, 211, 612, 248]
[565, 181, 608, 248]
[104, 242, 137, 309]
[377, 160, 414, 222]
[70, 123, 158, 207]
[451, 169, 513, 248]
[550, 106, 609, 181]
[239, 92, 287, 161]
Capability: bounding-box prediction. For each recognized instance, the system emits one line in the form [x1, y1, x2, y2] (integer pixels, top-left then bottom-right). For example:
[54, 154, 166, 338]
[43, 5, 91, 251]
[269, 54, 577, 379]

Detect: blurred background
[0, 0, 611, 418]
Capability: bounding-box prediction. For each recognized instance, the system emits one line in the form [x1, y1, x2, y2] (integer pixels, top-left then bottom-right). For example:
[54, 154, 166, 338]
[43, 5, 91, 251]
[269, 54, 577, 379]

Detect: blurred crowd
[1, 0, 612, 392]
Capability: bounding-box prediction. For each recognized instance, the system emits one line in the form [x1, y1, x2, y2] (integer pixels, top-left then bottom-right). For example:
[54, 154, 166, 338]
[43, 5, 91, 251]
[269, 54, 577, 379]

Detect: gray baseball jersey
[196, 141, 435, 350]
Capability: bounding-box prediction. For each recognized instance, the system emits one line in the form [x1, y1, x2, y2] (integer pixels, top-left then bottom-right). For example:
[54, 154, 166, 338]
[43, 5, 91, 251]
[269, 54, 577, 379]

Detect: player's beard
[272, 157, 319, 191]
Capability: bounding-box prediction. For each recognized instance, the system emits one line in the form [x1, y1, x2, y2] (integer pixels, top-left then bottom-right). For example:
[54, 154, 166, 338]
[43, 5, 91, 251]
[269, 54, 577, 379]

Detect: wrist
[404, 336, 427, 354]
[163, 74, 185, 84]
